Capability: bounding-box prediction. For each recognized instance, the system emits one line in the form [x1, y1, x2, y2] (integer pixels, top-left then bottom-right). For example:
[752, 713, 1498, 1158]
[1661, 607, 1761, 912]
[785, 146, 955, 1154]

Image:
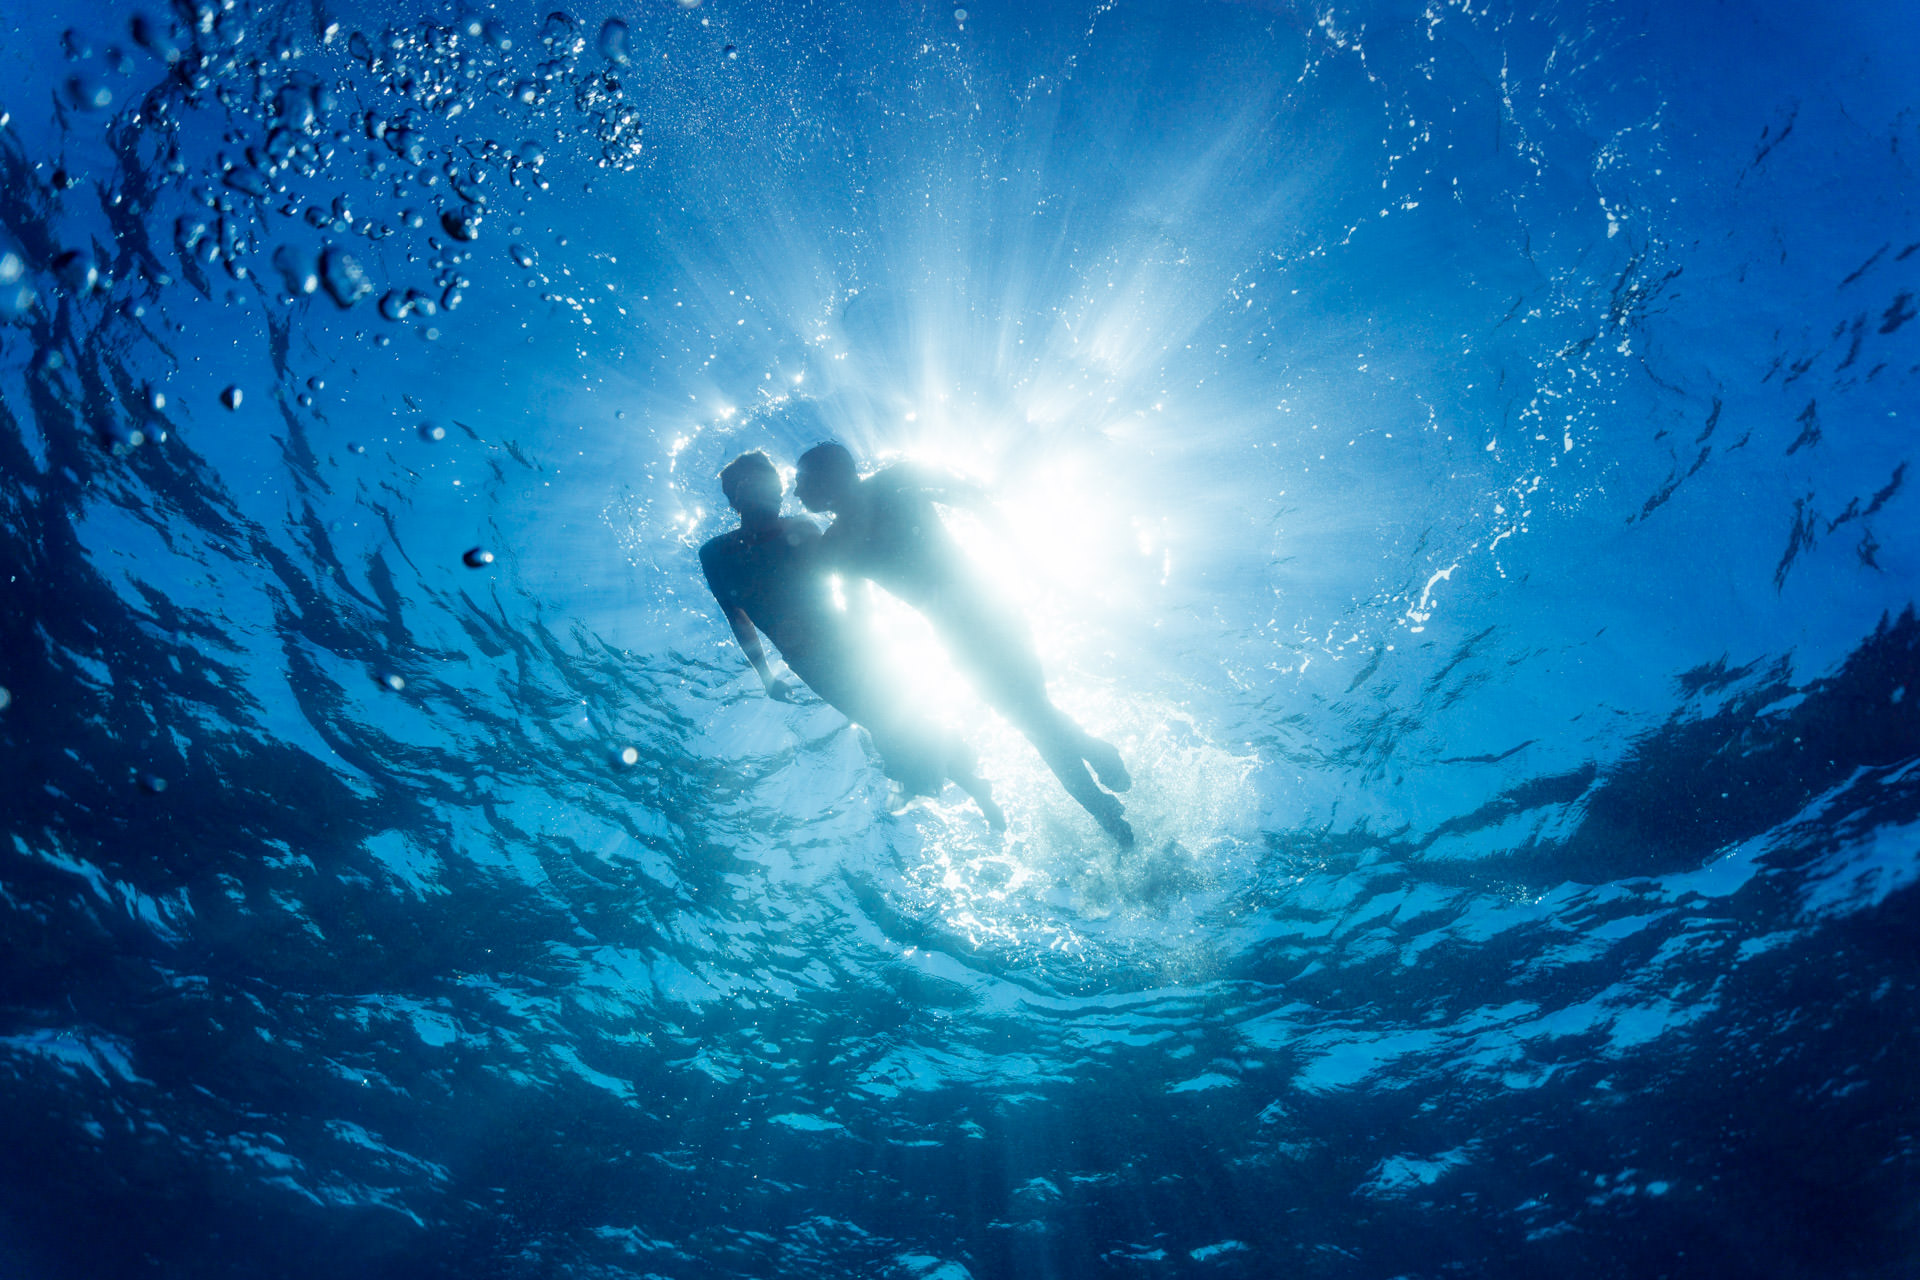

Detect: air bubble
[66, 75, 112, 111]
[440, 206, 482, 241]
[509, 243, 537, 269]
[129, 13, 182, 63]
[319, 247, 373, 307]
[381, 672, 406, 691]
[618, 746, 639, 766]
[138, 772, 168, 794]
[463, 547, 495, 568]
[419, 421, 446, 442]
[598, 18, 631, 64]
[220, 385, 243, 410]
[52, 249, 100, 294]
[272, 245, 318, 296]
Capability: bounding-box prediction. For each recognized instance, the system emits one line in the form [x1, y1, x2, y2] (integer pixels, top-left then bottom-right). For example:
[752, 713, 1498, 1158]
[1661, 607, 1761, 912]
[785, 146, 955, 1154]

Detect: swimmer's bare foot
[978, 793, 1008, 833]
[1085, 789, 1135, 849]
[950, 762, 1008, 833]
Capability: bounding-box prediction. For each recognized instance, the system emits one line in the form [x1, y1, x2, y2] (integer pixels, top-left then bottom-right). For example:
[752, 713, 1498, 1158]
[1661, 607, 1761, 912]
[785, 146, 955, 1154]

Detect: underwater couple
[698, 443, 1136, 847]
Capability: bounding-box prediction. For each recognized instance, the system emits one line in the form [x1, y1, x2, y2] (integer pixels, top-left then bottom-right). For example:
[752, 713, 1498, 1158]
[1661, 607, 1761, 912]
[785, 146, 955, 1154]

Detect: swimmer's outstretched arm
[891, 462, 991, 510]
[721, 604, 796, 701]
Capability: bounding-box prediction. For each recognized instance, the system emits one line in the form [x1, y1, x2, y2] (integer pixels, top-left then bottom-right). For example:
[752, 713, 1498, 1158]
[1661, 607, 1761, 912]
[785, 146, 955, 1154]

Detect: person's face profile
[794, 467, 827, 512]
[795, 464, 848, 512]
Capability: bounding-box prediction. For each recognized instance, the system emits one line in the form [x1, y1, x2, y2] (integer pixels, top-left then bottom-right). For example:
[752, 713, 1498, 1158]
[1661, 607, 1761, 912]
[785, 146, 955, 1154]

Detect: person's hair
[718, 450, 778, 507]
[796, 441, 857, 486]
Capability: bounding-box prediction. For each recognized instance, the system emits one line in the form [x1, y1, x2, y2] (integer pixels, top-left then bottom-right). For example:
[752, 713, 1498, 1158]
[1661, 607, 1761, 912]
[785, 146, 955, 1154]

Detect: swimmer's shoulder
[778, 515, 823, 543]
[698, 529, 741, 568]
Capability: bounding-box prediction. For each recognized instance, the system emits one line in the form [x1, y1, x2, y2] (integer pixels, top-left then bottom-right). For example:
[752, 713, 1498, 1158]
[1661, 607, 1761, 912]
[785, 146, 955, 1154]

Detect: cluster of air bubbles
[25, 2, 734, 480]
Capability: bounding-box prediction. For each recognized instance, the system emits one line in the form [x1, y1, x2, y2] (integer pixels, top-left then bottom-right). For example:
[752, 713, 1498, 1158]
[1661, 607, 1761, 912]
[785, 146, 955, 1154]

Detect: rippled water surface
[1, 1, 1917, 1276]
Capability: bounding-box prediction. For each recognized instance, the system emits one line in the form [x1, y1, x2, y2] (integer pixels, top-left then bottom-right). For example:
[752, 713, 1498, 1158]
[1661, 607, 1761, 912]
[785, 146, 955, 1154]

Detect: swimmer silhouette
[699, 451, 1006, 831]
[794, 442, 1135, 848]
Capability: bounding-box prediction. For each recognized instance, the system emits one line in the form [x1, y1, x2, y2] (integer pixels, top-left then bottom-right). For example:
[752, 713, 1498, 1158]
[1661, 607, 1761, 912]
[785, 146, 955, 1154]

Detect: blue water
[1, 0, 1916, 1275]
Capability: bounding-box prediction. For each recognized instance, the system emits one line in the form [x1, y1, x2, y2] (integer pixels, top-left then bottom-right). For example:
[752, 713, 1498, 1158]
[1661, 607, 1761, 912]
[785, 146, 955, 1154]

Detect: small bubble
[130, 13, 182, 64]
[618, 746, 639, 766]
[509, 243, 537, 269]
[419, 421, 446, 442]
[52, 249, 99, 294]
[138, 772, 168, 794]
[347, 442, 366, 454]
[440, 206, 482, 242]
[463, 546, 495, 568]
[65, 75, 112, 111]
[598, 17, 631, 64]
[319, 246, 373, 307]
[0, 686, 11, 711]
[381, 672, 406, 691]
[954, 8, 968, 22]
[220, 385, 243, 410]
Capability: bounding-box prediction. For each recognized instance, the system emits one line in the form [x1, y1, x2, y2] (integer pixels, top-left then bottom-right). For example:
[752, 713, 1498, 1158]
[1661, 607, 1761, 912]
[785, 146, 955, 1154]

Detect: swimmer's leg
[1029, 727, 1135, 849]
[971, 651, 1132, 796]
[940, 752, 1006, 840]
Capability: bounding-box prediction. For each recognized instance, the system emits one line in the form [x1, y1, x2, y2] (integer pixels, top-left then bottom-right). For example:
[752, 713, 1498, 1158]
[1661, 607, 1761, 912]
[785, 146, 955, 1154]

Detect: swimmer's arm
[892, 463, 991, 510]
[722, 605, 795, 701]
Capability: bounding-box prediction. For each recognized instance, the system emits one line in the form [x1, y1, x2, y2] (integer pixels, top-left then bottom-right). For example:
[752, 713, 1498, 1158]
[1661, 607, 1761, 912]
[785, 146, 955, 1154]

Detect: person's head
[794, 441, 858, 513]
[719, 450, 782, 518]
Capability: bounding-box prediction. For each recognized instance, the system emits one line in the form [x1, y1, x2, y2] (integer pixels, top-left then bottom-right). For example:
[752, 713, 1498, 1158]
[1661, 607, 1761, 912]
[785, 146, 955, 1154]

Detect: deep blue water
[1, 0, 1917, 1276]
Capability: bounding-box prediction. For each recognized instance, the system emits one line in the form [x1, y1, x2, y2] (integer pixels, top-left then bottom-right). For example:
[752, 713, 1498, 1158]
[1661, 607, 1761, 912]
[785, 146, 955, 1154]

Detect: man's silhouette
[793, 443, 1134, 847]
[699, 451, 1005, 830]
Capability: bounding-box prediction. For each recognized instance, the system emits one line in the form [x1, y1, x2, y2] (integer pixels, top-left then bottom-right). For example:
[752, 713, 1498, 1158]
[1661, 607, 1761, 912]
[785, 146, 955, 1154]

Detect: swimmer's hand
[763, 673, 798, 702]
